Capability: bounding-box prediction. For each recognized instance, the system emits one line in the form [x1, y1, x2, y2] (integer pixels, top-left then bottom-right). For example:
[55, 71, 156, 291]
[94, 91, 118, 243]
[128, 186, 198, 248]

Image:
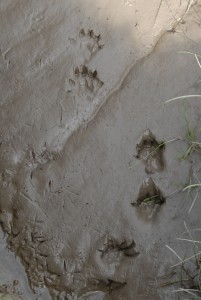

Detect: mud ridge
[48, 24, 177, 152]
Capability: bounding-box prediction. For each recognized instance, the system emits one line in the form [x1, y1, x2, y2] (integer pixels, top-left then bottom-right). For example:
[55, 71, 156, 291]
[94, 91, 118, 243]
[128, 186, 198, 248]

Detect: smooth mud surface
[1, 1, 201, 299]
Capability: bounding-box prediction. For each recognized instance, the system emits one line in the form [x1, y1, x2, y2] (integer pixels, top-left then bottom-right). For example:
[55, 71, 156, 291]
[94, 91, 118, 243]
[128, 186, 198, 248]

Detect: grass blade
[176, 238, 201, 244]
[173, 288, 198, 297]
[165, 95, 201, 104]
[183, 184, 201, 191]
[171, 251, 201, 268]
[188, 190, 199, 213]
[165, 245, 183, 262]
[178, 51, 201, 59]
[195, 54, 201, 69]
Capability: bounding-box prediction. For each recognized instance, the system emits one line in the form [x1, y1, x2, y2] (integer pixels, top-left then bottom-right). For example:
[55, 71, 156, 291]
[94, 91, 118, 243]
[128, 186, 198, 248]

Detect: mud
[1, 1, 201, 300]
[131, 178, 165, 222]
[132, 178, 165, 206]
[0, 281, 22, 300]
[136, 130, 165, 174]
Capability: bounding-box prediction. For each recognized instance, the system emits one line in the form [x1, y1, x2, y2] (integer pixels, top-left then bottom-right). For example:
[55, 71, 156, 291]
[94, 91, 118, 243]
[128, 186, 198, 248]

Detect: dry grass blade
[195, 54, 201, 69]
[180, 144, 194, 160]
[188, 189, 198, 213]
[182, 229, 201, 234]
[178, 51, 201, 59]
[171, 251, 201, 268]
[178, 51, 201, 68]
[184, 222, 199, 253]
[165, 245, 183, 262]
[173, 288, 198, 297]
[188, 173, 201, 213]
[183, 183, 201, 191]
[176, 238, 201, 244]
[165, 95, 201, 104]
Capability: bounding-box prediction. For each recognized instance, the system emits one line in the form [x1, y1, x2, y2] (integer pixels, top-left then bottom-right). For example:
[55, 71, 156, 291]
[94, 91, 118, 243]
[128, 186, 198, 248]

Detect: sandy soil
[0, 1, 201, 299]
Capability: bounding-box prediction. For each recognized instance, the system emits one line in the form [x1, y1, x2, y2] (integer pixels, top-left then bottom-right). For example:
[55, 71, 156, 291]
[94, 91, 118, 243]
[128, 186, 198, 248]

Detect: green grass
[166, 223, 201, 299]
[163, 49, 201, 298]
[179, 104, 201, 160]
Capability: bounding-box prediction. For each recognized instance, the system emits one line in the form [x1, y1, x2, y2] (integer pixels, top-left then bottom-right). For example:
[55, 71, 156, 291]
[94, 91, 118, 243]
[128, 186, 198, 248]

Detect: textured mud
[0, 281, 22, 300]
[136, 130, 165, 174]
[1, 1, 201, 300]
[131, 178, 165, 222]
[132, 177, 165, 206]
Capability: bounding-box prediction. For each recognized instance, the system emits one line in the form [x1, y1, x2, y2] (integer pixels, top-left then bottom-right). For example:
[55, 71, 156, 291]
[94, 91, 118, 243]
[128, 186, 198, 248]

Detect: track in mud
[1, 1, 201, 300]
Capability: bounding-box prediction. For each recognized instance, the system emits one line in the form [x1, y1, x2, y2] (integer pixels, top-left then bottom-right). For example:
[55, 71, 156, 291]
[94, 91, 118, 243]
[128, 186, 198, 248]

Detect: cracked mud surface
[1, 1, 201, 300]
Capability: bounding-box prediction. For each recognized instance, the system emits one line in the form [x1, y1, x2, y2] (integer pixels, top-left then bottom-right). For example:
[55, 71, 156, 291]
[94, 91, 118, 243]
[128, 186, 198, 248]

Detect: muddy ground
[1, 1, 201, 299]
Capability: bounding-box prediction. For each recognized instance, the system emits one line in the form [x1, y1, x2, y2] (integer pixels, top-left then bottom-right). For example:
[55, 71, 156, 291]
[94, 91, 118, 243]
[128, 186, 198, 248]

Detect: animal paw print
[78, 28, 103, 62]
[131, 178, 165, 221]
[136, 129, 165, 173]
[87, 278, 127, 293]
[69, 28, 103, 64]
[69, 65, 103, 100]
[132, 178, 165, 207]
[98, 235, 139, 258]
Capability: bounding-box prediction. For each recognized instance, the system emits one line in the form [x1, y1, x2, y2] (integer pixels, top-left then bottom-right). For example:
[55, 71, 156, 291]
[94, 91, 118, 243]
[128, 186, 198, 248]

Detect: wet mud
[131, 178, 165, 222]
[136, 130, 165, 174]
[97, 234, 140, 258]
[0, 281, 22, 300]
[1, 1, 201, 300]
[132, 177, 165, 206]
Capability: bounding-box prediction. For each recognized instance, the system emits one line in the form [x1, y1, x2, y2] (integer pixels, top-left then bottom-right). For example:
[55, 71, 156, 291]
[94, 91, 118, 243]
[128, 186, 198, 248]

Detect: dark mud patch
[136, 129, 165, 173]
